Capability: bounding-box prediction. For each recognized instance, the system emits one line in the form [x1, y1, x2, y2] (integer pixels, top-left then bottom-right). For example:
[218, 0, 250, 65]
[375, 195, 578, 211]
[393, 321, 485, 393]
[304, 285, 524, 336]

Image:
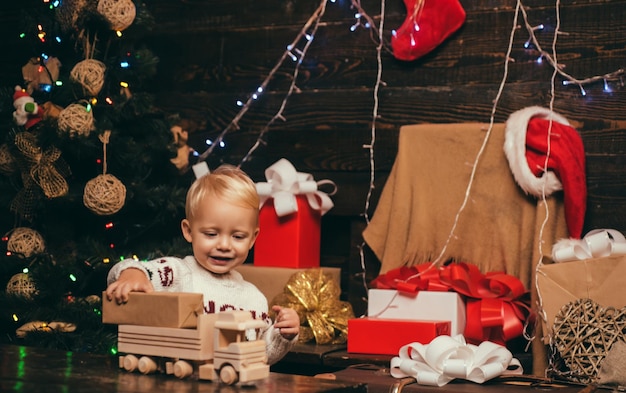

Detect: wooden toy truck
[102, 292, 270, 385]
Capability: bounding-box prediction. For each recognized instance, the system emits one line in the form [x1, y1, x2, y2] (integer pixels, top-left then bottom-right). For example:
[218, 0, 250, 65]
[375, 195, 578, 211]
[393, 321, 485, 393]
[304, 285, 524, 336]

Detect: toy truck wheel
[219, 365, 239, 385]
[173, 360, 193, 379]
[138, 356, 158, 374]
[122, 355, 138, 372]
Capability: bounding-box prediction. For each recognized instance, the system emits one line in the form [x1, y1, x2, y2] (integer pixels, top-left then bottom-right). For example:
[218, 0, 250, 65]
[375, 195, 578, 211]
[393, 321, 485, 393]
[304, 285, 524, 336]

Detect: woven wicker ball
[551, 298, 626, 384]
[0, 143, 16, 175]
[83, 174, 126, 215]
[7, 227, 45, 258]
[57, 103, 95, 137]
[70, 59, 106, 97]
[6, 273, 37, 298]
[97, 0, 136, 31]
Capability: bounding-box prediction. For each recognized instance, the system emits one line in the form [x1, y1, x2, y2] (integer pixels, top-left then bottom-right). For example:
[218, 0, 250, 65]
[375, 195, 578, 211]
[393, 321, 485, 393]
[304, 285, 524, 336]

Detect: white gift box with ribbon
[253, 159, 336, 268]
[368, 289, 466, 336]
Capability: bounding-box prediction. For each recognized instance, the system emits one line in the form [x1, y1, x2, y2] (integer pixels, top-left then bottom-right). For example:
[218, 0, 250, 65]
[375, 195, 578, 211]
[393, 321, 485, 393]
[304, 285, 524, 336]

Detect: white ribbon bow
[552, 229, 626, 263]
[255, 158, 336, 217]
[390, 335, 523, 387]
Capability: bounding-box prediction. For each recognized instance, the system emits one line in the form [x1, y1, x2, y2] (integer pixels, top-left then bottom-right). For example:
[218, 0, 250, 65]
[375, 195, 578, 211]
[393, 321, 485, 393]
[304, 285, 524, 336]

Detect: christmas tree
[0, 0, 195, 353]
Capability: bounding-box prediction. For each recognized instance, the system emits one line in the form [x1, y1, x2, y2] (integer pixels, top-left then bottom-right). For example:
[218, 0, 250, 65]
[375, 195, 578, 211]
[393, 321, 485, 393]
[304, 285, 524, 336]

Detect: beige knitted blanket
[362, 122, 569, 290]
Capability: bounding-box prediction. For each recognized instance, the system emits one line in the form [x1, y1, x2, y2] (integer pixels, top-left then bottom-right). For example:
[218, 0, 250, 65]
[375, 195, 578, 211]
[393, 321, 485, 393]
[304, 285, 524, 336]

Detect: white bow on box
[255, 158, 336, 217]
[552, 229, 626, 263]
[390, 335, 523, 387]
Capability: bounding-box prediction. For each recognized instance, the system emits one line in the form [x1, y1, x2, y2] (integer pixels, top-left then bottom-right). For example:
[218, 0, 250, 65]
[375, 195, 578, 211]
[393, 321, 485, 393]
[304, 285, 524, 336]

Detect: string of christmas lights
[238, 0, 329, 164]
[195, 0, 394, 164]
[520, 0, 625, 96]
[356, 0, 387, 310]
[195, 0, 330, 163]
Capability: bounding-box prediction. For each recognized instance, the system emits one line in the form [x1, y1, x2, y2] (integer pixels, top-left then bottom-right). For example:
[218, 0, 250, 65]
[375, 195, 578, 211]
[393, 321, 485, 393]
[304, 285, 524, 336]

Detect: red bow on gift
[370, 262, 532, 345]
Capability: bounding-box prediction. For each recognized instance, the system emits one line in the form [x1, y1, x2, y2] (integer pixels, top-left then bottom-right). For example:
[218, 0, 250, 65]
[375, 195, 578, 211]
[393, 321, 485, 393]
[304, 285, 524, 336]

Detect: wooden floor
[0, 343, 596, 393]
[0, 344, 365, 393]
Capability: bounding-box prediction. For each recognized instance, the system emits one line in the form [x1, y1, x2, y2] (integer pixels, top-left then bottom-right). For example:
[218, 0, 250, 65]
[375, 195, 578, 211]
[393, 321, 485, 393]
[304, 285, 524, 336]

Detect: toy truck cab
[199, 311, 269, 384]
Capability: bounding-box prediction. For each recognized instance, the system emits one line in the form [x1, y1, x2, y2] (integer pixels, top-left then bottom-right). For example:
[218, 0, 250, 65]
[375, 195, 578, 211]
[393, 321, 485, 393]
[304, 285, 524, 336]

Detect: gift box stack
[241, 159, 354, 345]
[348, 262, 531, 356]
[347, 289, 462, 356]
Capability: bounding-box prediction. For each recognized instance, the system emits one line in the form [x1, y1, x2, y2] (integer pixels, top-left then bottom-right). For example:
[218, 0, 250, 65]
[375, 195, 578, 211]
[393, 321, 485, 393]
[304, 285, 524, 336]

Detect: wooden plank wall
[139, 0, 626, 314]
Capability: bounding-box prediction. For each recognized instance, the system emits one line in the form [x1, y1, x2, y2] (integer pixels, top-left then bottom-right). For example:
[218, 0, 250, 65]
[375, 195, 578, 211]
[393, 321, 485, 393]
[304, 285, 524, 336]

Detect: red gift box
[347, 318, 451, 356]
[253, 194, 321, 268]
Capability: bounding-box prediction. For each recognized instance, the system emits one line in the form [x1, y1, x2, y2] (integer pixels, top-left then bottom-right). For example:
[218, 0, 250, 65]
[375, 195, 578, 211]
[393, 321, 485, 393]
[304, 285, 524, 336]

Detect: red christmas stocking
[391, 0, 466, 61]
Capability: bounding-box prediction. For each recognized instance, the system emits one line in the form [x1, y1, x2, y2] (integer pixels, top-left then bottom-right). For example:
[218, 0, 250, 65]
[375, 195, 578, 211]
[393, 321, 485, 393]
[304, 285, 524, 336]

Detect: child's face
[181, 193, 259, 274]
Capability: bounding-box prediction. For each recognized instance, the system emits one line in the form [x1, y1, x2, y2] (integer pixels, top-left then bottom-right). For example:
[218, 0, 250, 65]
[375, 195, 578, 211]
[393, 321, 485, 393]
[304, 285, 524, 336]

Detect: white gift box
[368, 289, 466, 336]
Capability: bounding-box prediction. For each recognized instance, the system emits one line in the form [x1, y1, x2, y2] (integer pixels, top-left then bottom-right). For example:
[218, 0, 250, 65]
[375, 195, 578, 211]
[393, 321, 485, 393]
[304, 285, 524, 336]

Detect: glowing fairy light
[520, 7, 624, 96]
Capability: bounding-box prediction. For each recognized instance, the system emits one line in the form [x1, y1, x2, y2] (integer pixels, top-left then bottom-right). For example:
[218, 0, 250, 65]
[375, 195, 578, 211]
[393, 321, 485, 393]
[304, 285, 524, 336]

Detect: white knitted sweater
[107, 255, 296, 365]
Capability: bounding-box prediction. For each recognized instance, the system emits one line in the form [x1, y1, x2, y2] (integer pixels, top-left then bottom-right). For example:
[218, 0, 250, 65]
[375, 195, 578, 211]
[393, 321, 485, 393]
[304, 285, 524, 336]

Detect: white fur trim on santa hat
[504, 106, 569, 197]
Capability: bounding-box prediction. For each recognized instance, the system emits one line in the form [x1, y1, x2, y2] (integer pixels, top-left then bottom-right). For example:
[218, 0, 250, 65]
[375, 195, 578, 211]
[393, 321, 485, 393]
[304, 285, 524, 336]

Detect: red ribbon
[370, 262, 531, 345]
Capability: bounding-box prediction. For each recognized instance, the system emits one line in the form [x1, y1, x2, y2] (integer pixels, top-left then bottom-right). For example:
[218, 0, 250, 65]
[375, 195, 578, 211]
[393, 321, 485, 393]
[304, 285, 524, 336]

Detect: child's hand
[272, 305, 300, 340]
[105, 268, 154, 304]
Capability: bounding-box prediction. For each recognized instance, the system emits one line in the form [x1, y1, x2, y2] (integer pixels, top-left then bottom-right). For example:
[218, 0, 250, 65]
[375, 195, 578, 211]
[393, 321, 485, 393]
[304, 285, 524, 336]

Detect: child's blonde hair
[185, 165, 260, 220]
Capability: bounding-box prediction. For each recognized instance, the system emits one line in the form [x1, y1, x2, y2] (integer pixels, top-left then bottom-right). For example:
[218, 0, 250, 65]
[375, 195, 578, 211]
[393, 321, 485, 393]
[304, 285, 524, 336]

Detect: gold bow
[272, 269, 354, 344]
[10, 132, 70, 219]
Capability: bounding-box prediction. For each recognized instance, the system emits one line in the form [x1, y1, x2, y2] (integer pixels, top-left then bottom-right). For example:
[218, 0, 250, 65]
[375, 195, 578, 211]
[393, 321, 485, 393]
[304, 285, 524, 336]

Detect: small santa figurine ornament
[13, 85, 43, 129]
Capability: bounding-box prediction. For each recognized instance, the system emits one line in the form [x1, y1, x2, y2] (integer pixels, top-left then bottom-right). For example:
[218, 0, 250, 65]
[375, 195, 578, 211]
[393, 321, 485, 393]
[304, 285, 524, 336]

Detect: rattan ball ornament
[83, 174, 126, 215]
[6, 273, 37, 298]
[70, 59, 106, 97]
[57, 103, 95, 137]
[0, 143, 16, 175]
[6, 227, 45, 258]
[97, 0, 136, 31]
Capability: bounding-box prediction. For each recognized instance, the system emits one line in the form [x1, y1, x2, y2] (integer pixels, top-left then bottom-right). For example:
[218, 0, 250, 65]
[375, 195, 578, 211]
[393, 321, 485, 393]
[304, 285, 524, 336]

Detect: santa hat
[13, 86, 31, 102]
[504, 106, 587, 239]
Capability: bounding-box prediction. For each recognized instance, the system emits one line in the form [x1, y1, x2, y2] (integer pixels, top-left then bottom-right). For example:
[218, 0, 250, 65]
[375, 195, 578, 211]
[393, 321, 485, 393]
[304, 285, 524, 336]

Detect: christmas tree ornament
[0, 144, 16, 175]
[390, 0, 466, 62]
[12, 86, 44, 129]
[504, 106, 587, 239]
[97, 0, 136, 31]
[6, 227, 46, 258]
[83, 131, 126, 215]
[41, 102, 65, 121]
[85, 294, 102, 305]
[57, 102, 95, 137]
[12, 131, 70, 200]
[16, 321, 77, 338]
[170, 125, 194, 173]
[21, 57, 61, 94]
[6, 273, 37, 298]
[70, 59, 106, 97]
